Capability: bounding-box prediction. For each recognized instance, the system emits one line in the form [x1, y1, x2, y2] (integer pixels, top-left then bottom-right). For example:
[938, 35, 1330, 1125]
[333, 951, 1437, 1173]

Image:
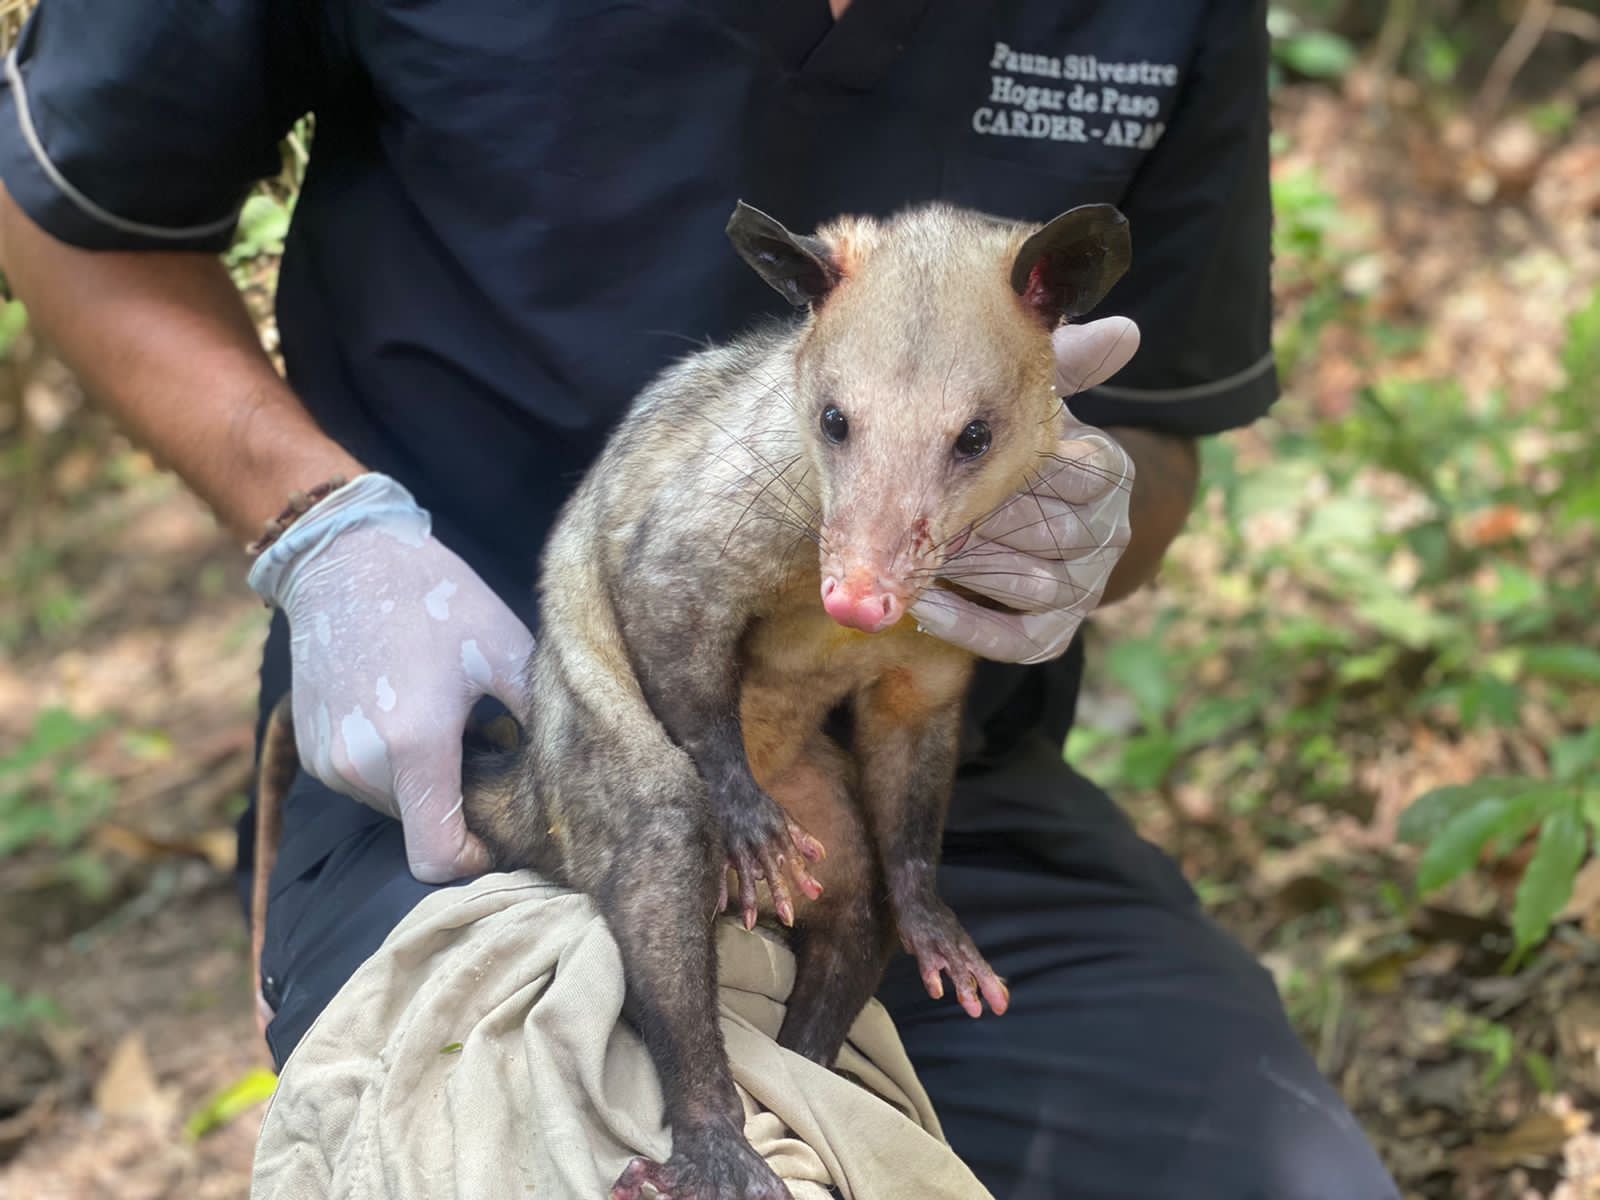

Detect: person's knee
[880, 858, 1399, 1200]
[1158, 1049, 1399, 1200]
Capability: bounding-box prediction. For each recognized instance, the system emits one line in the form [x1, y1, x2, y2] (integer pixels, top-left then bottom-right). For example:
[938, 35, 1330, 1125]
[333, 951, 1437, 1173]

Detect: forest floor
[0, 74, 1597, 1199]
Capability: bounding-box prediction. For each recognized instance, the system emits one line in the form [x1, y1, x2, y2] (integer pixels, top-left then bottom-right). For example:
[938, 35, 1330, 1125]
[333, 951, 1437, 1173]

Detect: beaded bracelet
[246, 476, 351, 557]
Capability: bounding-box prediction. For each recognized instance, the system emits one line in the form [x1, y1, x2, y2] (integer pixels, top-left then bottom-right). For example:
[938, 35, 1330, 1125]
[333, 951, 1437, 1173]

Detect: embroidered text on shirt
[972, 41, 1174, 149]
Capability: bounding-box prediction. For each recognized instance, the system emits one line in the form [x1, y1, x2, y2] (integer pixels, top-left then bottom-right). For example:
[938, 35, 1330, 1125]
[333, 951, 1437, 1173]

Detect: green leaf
[1524, 1051, 1556, 1095]
[1513, 802, 1588, 954]
[226, 194, 293, 265]
[1278, 31, 1357, 79]
[1267, 616, 1351, 655]
[0, 984, 62, 1036]
[0, 707, 104, 777]
[1416, 30, 1462, 85]
[1103, 639, 1177, 724]
[1353, 588, 1457, 650]
[1473, 564, 1548, 629]
[1417, 797, 1525, 894]
[0, 299, 28, 359]
[1336, 645, 1401, 686]
[1529, 99, 1578, 138]
[1172, 696, 1257, 751]
[1063, 725, 1116, 766]
[1229, 458, 1320, 524]
[1399, 780, 1521, 845]
[1377, 880, 1411, 917]
[1302, 494, 1383, 548]
[185, 1069, 277, 1140]
[1457, 1020, 1514, 1089]
[121, 730, 175, 762]
[1522, 645, 1600, 685]
[1551, 727, 1600, 784]
[1560, 477, 1600, 528]
[1559, 285, 1600, 406]
[1118, 732, 1180, 790]
[1455, 676, 1522, 728]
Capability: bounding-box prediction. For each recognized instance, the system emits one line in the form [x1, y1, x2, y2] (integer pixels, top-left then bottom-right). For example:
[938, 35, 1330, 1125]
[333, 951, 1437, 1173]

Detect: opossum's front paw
[714, 794, 825, 931]
[611, 1131, 793, 1200]
[897, 898, 1010, 1019]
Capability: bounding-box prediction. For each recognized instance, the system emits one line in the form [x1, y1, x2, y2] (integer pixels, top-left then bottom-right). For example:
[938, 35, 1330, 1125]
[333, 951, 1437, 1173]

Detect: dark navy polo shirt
[0, 0, 1276, 753]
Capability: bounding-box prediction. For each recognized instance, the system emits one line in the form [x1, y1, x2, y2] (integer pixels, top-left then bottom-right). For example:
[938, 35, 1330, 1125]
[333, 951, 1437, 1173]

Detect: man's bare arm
[0, 187, 362, 543]
[1100, 427, 1199, 604]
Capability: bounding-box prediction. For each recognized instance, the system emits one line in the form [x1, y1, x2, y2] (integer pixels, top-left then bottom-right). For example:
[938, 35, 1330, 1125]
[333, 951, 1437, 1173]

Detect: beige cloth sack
[252, 873, 994, 1200]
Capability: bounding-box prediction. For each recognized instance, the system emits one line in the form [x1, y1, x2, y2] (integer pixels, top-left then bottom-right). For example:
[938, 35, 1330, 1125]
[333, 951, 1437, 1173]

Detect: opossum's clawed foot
[610, 1128, 793, 1200]
[896, 896, 1010, 1019]
[714, 795, 825, 931]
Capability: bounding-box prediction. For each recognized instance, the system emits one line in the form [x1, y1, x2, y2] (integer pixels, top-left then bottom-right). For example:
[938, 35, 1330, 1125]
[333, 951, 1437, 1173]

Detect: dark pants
[249, 712, 1397, 1200]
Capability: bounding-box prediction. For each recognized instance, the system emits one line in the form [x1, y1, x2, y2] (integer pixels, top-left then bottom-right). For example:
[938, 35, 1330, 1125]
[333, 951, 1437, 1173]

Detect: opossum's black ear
[1010, 204, 1131, 325]
[726, 201, 842, 309]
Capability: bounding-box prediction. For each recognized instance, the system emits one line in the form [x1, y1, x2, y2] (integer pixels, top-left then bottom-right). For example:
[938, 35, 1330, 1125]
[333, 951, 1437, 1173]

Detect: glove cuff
[247, 472, 433, 606]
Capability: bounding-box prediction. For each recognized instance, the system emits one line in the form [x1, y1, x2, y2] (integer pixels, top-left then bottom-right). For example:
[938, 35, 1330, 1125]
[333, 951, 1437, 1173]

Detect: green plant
[1072, 256, 1598, 977]
[1269, 166, 1368, 377]
[0, 297, 28, 357]
[184, 1068, 278, 1140]
[225, 194, 294, 268]
[1269, 8, 1358, 82]
[0, 982, 61, 1036]
[1452, 1013, 1556, 1095]
[0, 707, 114, 858]
[1400, 727, 1597, 962]
[1548, 286, 1600, 529]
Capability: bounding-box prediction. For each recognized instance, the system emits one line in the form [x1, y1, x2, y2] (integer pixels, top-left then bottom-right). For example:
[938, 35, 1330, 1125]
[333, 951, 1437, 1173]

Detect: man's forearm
[1099, 427, 1198, 604]
[0, 188, 361, 544]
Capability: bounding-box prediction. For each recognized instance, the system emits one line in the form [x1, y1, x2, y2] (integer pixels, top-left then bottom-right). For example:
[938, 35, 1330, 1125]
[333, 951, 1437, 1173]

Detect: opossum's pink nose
[821, 576, 904, 634]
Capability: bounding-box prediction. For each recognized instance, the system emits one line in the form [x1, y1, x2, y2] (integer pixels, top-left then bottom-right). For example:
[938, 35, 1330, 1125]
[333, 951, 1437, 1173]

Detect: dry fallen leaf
[1558, 1000, 1600, 1058]
[1562, 858, 1600, 925]
[1458, 504, 1532, 548]
[90, 825, 237, 873]
[92, 1033, 176, 1127]
[1457, 1109, 1586, 1171]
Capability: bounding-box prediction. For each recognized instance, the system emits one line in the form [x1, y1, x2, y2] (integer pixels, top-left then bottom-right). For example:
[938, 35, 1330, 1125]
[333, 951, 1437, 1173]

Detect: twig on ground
[1474, 0, 1556, 129]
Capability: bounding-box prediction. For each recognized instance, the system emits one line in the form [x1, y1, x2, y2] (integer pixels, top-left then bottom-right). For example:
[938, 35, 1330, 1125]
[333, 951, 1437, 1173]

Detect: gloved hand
[249, 473, 535, 882]
[910, 316, 1140, 665]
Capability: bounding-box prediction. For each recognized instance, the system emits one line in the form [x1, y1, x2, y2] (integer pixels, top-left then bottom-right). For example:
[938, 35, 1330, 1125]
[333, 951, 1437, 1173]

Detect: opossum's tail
[247, 697, 528, 1038]
[251, 694, 299, 1039]
[458, 714, 539, 870]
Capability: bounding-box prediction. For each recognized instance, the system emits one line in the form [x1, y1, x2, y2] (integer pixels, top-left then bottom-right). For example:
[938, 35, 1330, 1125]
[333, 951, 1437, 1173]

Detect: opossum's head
[727, 201, 1130, 635]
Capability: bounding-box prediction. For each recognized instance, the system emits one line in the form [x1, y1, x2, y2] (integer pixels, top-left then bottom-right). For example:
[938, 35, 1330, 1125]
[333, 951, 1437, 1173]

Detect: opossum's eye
[954, 420, 992, 460]
[820, 406, 850, 445]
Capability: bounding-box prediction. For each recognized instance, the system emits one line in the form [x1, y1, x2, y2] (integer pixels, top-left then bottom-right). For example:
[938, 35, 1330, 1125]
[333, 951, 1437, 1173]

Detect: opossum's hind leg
[780, 905, 893, 1067]
[572, 751, 792, 1200]
[767, 736, 892, 1065]
[251, 695, 300, 1037]
[611, 1128, 791, 1200]
[857, 688, 1009, 1020]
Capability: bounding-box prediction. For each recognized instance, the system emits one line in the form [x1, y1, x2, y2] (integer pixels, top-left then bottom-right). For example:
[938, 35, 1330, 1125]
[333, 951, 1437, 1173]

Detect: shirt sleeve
[1069, 0, 1278, 438]
[0, 0, 321, 253]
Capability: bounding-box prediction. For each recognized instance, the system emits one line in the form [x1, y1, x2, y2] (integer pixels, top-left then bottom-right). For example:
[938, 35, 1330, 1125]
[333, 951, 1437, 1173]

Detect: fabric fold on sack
[252, 872, 994, 1200]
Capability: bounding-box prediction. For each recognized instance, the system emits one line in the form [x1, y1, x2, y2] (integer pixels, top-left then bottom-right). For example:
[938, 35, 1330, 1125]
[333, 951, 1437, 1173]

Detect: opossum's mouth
[937, 579, 1021, 614]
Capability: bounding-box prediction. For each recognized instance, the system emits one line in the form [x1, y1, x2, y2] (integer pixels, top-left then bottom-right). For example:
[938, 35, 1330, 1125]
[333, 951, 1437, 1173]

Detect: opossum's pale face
[727, 202, 1130, 635]
[799, 261, 1055, 630]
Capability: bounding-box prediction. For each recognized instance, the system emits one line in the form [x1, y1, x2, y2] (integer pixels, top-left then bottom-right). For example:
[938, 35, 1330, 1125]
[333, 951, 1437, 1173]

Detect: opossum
[252, 200, 1131, 1200]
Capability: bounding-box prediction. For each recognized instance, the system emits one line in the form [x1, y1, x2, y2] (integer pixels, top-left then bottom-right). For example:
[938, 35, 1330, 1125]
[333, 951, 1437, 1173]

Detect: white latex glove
[910, 316, 1140, 665]
[249, 473, 535, 882]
